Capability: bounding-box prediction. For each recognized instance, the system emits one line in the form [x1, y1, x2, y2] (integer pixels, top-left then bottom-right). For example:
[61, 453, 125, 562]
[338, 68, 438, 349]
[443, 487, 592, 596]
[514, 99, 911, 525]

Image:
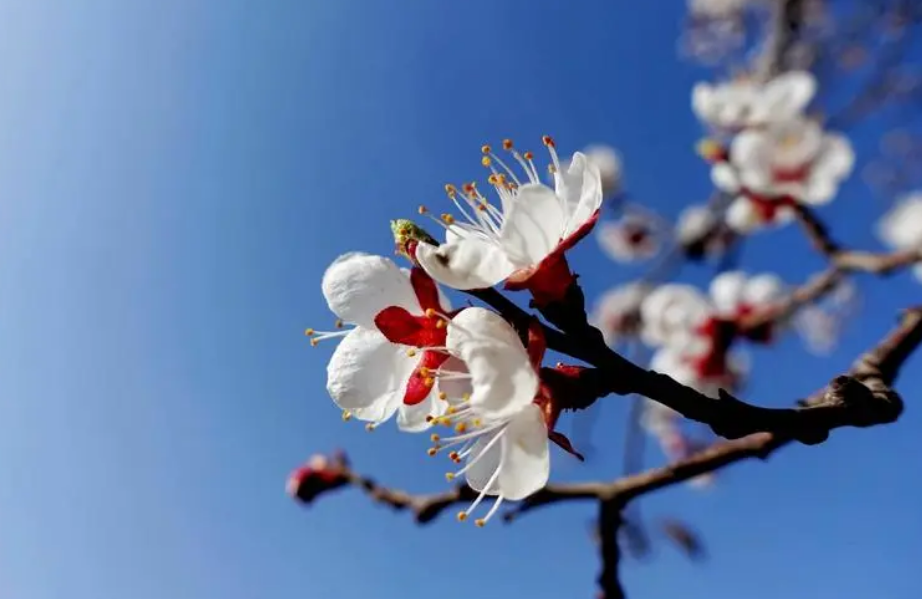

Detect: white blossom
[415, 138, 602, 291]
[692, 71, 816, 130]
[877, 193, 922, 282]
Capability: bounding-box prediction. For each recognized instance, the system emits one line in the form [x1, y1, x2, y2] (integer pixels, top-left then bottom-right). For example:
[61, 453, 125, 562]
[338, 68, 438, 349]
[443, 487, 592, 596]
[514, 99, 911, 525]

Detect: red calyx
[504, 210, 600, 308]
[745, 191, 796, 223]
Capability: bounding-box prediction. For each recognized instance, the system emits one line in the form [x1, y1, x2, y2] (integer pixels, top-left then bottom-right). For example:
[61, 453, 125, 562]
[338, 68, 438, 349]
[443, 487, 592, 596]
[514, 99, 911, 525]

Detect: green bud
[391, 219, 438, 262]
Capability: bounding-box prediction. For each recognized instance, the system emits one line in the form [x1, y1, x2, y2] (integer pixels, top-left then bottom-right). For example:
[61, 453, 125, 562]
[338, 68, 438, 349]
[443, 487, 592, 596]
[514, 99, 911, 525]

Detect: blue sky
[0, 1, 919, 598]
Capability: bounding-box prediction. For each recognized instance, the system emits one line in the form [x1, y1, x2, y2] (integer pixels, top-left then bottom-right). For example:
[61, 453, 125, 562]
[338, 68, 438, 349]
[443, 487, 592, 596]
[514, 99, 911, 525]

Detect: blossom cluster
[305, 138, 609, 523]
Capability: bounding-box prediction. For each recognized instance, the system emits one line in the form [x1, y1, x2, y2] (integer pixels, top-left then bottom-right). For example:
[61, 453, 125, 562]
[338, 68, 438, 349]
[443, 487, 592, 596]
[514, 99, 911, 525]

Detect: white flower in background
[688, 0, 750, 19]
[640, 284, 713, 351]
[640, 272, 785, 396]
[726, 117, 855, 204]
[597, 211, 663, 263]
[692, 71, 816, 130]
[425, 308, 549, 527]
[650, 343, 750, 399]
[675, 204, 736, 259]
[590, 283, 651, 345]
[313, 252, 457, 431]
[641, 399, 714, 488]
[415, 137, 603, 301]
[794, 278, 859, 356]
[877, 193, 922, 281]
[581, 144, 623, 198]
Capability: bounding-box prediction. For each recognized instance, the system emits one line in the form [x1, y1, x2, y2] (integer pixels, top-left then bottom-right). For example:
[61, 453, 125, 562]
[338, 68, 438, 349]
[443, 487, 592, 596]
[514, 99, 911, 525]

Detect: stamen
[341, 410, 352, 422]
[475, 496, 504, 527]
[460, 466, 503, 525]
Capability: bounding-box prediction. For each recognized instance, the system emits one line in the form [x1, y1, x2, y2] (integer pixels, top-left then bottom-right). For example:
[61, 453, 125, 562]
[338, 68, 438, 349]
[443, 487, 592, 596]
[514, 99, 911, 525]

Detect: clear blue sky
[0, 1, 919, 598]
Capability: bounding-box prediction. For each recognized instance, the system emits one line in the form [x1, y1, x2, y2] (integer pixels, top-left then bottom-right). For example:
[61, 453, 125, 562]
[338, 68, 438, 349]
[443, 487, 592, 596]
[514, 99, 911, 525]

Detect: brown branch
[503, 304, 922, 522]
[597, 500, 626, 599]
[792, 203, 922, 275]
[347, 473, 477, 524]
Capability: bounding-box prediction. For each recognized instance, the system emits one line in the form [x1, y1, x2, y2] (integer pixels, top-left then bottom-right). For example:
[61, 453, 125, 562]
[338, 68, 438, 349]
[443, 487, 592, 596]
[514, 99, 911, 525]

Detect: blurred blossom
[640, 399, 714, 488]
[795, 275, 859, 355]
[641, 271, 786, 397]
[681, 18, 745, 65]
[590, 283, 650, 345]
[675, 204, 735, 260]
[692, 71, 816, 130]
[597, 211, 662, 263]
[877, 192, 922, 282]
[287, 454, 350, 505]
[712, 118, 854, 232]
[688, 0, 750, 19]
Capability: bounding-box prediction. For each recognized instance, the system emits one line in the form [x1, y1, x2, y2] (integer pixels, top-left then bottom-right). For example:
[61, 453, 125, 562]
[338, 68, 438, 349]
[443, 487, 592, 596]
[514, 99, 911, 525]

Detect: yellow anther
[334, 319, 344, 329]
[310, 338, 319, 347]
[438, 417, 452, 426]
[488, 174, 499, 185]
[342, 410, 353, 422]
[481, 144, 492, 154]
[406, 348, 417, 358]
[481, 156, 491, 167]
[455, 423, 468, 434]
[548, 164, 557, 174]
[474, 519, 486, 528]
[542, 135, 556, 148]
[472, 419, 482, 427]
[696, 138, 724, 161]
[436, 319, 446, 329]
[448, 451, 460, 461]
[503, 139, 514, 150]
[457, 511, 468, 522]
[430, 433, 441, 443]
[419, 367, 431, 377]
[425, 308, 437, 318]
[462, 393, 471, 402]
[437, 391, 448, 401]
[441, 214, 455, 225]
[424, 377, 435, 388]
[476, 204, 487, 212]
[447, 406, 458, 415]
[418, 205, 428, 215]
[304, 328, 315, 336]
[523, 151, 534, 161]
[365, 423, 376, 432]
[445, 472, 455, 482]
[427, 447, 438, 457]
[445, 184, 457, 198]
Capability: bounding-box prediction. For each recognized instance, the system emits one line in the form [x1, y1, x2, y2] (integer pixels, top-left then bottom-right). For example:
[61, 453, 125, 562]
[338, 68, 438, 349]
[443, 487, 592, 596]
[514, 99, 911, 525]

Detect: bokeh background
[0, 1, 919, 598]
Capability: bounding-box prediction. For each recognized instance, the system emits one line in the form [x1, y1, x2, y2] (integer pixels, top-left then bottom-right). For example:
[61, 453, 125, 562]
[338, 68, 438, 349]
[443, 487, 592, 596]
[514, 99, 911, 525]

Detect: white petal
[731, 131, 773, 191]
[877, 195, 922, 249]
[709, 271, 748, 314]
[743, 273, 785, 306]
[758, 71, 816, 121]
[446, 308, 538, 421]
[711, 162, 740, 193]
[725, 197, 760, 232]
[802, 176, 838, 205]
[554, 153, 603, 236]
[322, 253, 418, 328]
[326, 328, 414, 421]
[650, 347, 699, 387]
[397, 392, 446, 433]
[415, 238, 517, 290]
[691, 83, 717, 123]
[499, 183, 567, 265]
[811, 134, 855, 181]
[496, 404, 550, 500]
[676, 205, 716, 243]
[464, 430, 503, 493]
[640, 285, 712, 348]
[582, 145, 622, 197]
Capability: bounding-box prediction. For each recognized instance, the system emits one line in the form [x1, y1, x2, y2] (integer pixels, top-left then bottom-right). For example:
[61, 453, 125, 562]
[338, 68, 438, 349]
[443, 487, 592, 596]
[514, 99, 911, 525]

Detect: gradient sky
[0, 1, 919, 598]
